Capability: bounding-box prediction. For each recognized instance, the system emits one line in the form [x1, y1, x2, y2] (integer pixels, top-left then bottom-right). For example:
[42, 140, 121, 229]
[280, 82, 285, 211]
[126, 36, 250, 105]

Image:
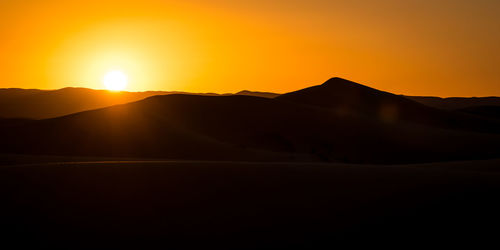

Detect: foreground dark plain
[1, 159, 500, 248]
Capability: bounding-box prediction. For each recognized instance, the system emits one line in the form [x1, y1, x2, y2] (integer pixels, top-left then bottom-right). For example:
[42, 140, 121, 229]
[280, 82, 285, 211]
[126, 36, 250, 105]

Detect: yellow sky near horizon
[0, 0, 499, 97]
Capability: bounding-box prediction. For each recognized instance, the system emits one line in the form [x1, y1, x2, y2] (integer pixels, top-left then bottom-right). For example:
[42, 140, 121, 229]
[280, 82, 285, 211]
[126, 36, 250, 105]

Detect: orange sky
[0, 0, 499, 97]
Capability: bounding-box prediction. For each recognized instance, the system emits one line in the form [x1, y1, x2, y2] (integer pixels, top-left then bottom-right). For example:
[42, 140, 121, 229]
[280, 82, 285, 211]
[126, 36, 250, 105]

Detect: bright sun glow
[103, 70, 128, 91]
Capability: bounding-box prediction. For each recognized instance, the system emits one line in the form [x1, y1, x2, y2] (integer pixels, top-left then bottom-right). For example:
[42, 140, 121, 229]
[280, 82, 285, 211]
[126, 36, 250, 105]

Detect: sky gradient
[1, 0, 499, 96]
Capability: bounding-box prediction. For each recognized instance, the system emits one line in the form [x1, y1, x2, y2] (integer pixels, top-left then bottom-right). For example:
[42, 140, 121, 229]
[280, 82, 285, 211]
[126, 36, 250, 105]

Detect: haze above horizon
[1, 0, 499, 97]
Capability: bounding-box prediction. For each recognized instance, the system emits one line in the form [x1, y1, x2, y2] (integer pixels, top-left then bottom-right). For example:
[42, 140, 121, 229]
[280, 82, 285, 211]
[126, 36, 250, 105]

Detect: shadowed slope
[235, 90, 280, 98]
[0, 88, 169, 119]
[0, 87, 229, 119]
[276, 77, 500, 133]
[406, 96, 500, 110]
[1, 93, 499, 163]
[458, 106, 500, 120]
[0, 87, 282, 120]
[0, 117, 33, 127]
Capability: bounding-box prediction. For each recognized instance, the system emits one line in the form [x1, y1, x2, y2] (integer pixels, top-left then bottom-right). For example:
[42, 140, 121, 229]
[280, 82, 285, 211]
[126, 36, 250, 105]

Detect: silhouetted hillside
[0, 87, 281, 119]
[235, 90, 280, 98]
[0, 88, 172, 119]
[1, 88, 500, 163]
[276, 77, 500, 133]
[5, 85, 497, 120]
[405, 95, 500, 110]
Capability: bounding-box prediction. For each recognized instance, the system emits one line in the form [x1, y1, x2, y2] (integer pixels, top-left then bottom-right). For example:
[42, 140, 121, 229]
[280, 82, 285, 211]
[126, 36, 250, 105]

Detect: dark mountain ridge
[0, 87, 170, 119]
[0, 87, 279, 119]
[2, 80, 500, 120]
[405, 95, 500, 110]
[2, 78, 500, 164]
[235, 90, 280, 98]
[276, 77, 500, 133]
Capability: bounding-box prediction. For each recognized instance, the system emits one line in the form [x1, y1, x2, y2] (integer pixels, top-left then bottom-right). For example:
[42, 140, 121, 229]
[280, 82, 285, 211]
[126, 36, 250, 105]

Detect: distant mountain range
[405, 95, 500, 110]
[1, 77, 499, 164]
[234, 90, 280, 99]
[2, 83, 500, 120]
[0, 88, 278, 119]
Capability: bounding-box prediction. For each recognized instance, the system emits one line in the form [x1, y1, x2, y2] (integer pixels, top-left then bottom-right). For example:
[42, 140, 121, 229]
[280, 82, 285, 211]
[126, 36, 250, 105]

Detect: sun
[103, 70, 128, 91]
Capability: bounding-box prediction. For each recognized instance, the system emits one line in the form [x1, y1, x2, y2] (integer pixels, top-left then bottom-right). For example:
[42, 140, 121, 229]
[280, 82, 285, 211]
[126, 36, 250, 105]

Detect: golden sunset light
[103, 70, 128, 91]
[0, 0, 498, 96]
[1, 1, 500, 248]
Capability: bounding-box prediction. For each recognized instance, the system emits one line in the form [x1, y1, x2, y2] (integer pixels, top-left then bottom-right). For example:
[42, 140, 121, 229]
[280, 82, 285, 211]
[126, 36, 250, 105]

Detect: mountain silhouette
[0, 87, 231, 119]
[2, 78, 500, 249]
[0, 88, 171, 119]
[276, 77, 500, 133]
[235, 90, 280, 98]
[0, 87, 283, 119]
[405, 95, 500, 110]
[1, 79, 500, 164]
[3, 82, 499, 120]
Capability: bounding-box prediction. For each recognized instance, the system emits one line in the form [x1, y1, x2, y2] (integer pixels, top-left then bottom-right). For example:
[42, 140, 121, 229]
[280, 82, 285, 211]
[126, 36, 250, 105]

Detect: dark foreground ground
[1, 157, 500, 249]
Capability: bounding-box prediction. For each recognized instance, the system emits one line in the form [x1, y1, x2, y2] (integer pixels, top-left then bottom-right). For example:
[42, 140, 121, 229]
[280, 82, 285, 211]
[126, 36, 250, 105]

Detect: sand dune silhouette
[1, 78, 499, 163]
